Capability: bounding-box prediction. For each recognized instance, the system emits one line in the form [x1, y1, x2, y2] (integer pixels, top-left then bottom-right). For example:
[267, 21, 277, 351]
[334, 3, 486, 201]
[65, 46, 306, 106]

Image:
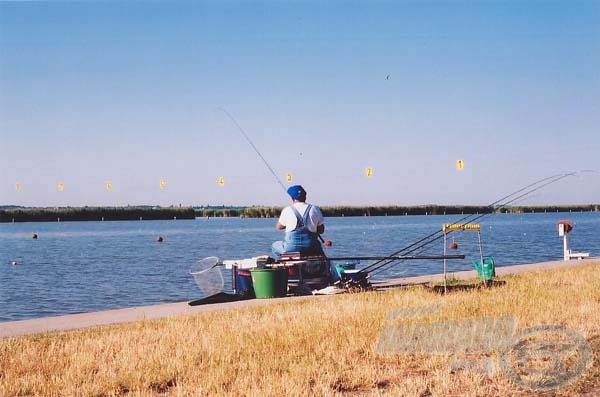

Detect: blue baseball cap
[287, 185, 306, 201]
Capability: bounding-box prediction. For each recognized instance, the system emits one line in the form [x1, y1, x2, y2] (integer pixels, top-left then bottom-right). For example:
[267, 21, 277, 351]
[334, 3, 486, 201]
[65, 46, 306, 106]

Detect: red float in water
[156, 236, 164, 242]
[324, 240, 332, 247]
[449, 242, 458, 250]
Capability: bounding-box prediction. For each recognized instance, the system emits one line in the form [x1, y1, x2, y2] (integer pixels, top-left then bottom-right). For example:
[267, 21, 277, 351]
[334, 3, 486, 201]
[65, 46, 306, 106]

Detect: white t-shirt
[278, 202, 324, 233]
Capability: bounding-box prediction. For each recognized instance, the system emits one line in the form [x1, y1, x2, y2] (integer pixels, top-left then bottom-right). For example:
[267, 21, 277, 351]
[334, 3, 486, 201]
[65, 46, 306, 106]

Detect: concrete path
[1, 257, 597, 339]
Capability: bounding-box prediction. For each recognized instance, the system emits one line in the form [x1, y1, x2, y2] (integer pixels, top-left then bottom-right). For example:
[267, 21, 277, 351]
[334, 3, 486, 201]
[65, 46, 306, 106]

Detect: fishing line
[363, 172, 577, 276]
[218, 108, 288, 192]
[218, 107, 328, 244]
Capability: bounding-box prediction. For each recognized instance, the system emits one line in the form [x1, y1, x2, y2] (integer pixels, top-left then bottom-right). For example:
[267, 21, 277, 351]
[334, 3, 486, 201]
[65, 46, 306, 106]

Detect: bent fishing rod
[363, 172, 574, 275]
[361, 172, 577, 277]
[398, 172, 574, 256]
[218, 108, 329, 244]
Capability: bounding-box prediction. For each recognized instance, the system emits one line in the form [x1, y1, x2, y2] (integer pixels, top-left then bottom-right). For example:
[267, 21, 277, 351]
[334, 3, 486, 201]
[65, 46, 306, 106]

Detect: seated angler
[272, 185, 325, 260]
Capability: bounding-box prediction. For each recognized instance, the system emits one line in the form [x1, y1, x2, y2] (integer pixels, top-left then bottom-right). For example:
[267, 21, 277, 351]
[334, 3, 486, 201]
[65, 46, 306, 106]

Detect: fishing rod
[364, 172, 574, 275]
[327, 254, 465, 261]
[218, 108, 330, 245]
[361, 172, 576, 277]
[396, 172, 573, 257]
[369, 173, 566, 271]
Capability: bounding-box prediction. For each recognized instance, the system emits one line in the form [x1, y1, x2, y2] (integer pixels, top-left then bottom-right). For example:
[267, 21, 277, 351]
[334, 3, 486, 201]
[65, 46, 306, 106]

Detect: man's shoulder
[308, 204, 323, 216]
[291, 202, 308, 210]
[281, 205, 295, 214]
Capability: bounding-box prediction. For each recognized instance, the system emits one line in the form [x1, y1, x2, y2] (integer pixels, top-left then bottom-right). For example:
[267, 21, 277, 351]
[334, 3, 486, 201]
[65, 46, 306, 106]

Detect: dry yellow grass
[1, 262, 599, 396]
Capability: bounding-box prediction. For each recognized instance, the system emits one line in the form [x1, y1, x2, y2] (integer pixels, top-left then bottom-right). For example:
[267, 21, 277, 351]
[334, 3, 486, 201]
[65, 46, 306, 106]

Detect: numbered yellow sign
[286, 173, 293, 183]
[159, 179, 167, 190]
[456, 159, 465, 171]
[218, 176, 225, 186]
[365, 167, 374, 177]
[106, 181, 113, 191]
[15, 183, 21, 192]
[57, 182, 65, 192]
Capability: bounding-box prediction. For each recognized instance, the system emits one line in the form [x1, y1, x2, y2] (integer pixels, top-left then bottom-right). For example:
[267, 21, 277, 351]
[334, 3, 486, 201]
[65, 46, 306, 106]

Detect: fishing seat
[280, 253, 331, 294]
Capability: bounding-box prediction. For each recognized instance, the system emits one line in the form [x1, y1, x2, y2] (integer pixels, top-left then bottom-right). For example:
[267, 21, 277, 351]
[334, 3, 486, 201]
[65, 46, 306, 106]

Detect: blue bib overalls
[272, 204, 324, 259]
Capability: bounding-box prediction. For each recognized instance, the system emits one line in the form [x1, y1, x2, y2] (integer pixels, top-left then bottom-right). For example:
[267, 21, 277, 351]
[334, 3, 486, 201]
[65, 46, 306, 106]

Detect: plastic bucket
[473, 257, 495, 281]
[250, 268, 288, 298]
[235, 269, 255, 298]
[332, 262, 357, 282]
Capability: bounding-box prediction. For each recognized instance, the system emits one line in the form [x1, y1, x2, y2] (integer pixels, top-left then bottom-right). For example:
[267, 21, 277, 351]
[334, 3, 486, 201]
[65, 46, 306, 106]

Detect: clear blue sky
[1, 1, 599, 207]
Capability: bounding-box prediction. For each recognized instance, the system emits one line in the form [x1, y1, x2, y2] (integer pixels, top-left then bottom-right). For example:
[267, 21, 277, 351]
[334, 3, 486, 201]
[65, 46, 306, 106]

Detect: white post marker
[558, 220, 589, 261]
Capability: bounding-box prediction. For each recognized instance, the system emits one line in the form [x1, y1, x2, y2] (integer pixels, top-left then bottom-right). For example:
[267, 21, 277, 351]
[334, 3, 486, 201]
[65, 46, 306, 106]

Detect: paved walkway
[1, 257, 597, 339]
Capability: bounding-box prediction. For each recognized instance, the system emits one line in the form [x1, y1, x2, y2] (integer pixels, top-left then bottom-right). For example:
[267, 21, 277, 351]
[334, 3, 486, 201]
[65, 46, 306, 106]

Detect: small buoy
[324, 240, 332, 247]
[11, 261, 17, 266]
[32, 233, 38, 239]
[449, 242, 458, 250]
[156, 236, 164, 242]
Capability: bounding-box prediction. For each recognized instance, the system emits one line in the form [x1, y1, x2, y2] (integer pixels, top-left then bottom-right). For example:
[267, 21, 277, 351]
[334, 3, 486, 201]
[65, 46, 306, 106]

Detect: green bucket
[250, 268, 288, 298]
[473, 257, 495, 281]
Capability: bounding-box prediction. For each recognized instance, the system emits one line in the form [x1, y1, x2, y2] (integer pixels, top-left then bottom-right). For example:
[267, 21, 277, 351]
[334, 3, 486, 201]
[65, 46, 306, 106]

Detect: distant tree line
[1, 204, 597, 222]
[320, 205, 493, 217]
[500, 205, 600, 214]
[194, 204, 600, 218]
[0, 206, 195, 223]
[196, 206, 283, 218]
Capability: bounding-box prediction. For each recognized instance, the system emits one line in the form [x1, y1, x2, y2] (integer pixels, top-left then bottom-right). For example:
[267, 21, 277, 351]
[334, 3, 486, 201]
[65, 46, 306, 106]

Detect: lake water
[1, 212, 598, 322]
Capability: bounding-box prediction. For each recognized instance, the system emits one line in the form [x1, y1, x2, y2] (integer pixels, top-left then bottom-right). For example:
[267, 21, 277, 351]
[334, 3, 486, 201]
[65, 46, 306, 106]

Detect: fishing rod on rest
[365, 172, 574, 276]
[365, 172, 576, 276]
[361, 172, 576, 277]
[328, 254, 466, 261]
[386, 172, 573, 259]
[218, 107, 330, 245]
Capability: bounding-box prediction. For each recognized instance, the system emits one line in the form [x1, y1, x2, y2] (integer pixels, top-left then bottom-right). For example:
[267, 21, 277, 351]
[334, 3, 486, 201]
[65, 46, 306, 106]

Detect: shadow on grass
[188, 292, 249, 306]
[423, 280, 507, 294]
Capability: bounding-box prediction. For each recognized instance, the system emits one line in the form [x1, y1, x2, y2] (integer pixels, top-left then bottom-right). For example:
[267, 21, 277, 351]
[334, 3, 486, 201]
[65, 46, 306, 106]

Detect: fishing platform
[190, 248, 471, 303]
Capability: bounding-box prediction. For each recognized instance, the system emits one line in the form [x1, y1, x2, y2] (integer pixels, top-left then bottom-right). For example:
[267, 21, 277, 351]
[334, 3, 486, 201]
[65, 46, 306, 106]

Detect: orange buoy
[32, 233, 38, 240]
[324, 240, 332, 247]
[156, 236, 164, 242]
[449, 242, 458, 250]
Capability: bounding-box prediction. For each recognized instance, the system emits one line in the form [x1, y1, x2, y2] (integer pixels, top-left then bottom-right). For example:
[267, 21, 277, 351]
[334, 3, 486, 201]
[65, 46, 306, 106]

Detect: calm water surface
[1, 212, 598, 321]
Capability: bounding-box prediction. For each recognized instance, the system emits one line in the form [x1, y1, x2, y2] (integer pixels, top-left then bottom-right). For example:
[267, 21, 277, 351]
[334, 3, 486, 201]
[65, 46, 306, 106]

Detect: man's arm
[317, 224, 325, 234]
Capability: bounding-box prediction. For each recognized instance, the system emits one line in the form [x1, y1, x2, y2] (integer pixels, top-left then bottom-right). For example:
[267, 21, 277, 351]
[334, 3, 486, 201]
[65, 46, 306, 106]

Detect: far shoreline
[1, 204, 599, 223]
